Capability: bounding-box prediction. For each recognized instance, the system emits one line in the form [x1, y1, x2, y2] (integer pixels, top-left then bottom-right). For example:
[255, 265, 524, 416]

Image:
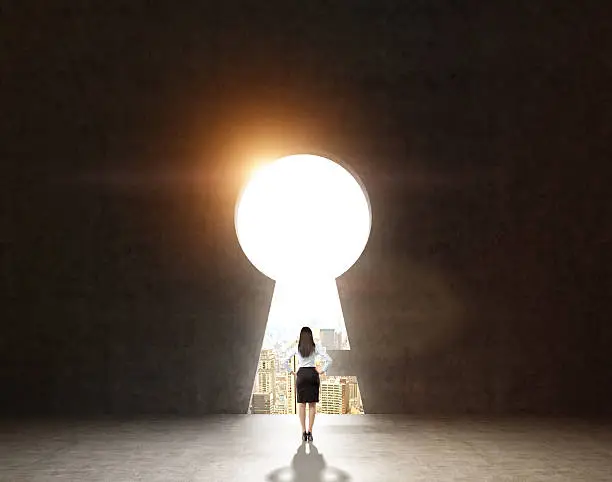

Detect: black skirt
[296, 367, 320, 403]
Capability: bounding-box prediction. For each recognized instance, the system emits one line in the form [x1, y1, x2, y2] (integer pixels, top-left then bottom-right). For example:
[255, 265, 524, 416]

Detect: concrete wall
[1, 1, 611, 416]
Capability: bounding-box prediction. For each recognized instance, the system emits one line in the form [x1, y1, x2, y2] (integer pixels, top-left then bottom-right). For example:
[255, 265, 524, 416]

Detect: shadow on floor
[266, 442, 351, 482]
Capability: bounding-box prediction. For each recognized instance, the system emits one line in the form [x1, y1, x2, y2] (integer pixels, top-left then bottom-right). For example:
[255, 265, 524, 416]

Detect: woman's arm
[283, 347, 297, 373]
[315, 344, 332, 374]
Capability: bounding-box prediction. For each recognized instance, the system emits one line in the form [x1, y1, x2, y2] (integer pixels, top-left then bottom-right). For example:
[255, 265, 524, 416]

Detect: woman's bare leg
[298, 403, 307, 433]
[308, 402, 317, 433]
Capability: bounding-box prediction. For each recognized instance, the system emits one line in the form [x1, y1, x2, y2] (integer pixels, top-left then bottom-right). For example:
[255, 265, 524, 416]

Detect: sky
[262, 279, 349, 350]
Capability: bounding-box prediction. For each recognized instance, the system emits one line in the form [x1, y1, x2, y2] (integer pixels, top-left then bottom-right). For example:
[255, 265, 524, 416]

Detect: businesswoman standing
[284, 326, 333, 442]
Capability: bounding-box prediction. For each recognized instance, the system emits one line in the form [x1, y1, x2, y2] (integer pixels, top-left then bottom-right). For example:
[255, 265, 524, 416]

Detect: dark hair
[298, 326, 315, 358]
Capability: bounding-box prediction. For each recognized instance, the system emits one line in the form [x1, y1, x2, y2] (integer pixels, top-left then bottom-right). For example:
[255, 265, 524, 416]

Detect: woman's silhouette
[283, 327, 332, 442]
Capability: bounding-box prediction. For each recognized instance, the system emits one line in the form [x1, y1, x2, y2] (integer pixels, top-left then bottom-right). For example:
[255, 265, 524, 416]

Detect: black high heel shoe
[307, 432, 313, 442]
[302, 431, 308, 442]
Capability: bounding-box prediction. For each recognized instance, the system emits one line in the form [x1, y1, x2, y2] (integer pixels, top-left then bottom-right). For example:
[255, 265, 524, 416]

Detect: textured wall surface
[1, 1, 611, 415]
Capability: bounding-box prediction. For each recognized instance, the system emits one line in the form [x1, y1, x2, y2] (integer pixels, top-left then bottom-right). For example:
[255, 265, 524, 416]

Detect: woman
[283, 326, 333, 442]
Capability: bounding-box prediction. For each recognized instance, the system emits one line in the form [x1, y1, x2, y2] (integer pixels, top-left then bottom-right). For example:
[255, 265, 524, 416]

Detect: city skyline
[252, 277, 362, 415]
[250, 342, 364, 415]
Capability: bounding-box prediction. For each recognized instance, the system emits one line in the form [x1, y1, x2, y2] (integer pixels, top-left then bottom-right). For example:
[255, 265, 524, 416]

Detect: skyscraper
[319, 379, 350, 414]
[348, 378, 359, 401]
[258, 349, 276, 405]
[286, 355, 297, 414]
[273, 374, 288, 414]
[251, 393, 271, 414]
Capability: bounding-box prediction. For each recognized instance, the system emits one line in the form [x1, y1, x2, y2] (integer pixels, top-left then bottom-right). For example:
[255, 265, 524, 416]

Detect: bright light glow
[262, 278, 349, 349]
[235, 154, 371, 282]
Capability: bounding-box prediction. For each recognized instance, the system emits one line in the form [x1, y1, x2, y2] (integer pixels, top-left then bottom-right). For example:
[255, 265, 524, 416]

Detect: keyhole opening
[235, 154, 371, 415]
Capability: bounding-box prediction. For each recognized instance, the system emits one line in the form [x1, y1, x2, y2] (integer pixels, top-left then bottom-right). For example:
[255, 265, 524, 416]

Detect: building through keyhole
[235, 154, 371, 415]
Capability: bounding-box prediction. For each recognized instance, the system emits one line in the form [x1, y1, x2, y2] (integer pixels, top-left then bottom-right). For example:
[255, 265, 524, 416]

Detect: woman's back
[287, 326, 333, 442]
[295, 343, 318, 365]
[284, 343, 332, 372]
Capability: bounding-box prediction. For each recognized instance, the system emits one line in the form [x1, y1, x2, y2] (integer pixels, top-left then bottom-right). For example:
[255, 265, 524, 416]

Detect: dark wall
[1, 1, 611, 416]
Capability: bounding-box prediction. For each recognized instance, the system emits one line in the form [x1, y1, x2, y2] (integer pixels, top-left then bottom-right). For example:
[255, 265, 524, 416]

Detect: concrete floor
[1, 415, 612, 481]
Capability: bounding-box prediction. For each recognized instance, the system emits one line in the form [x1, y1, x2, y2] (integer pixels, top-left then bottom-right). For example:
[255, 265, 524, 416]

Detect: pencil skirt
[296, 367, 320, 403]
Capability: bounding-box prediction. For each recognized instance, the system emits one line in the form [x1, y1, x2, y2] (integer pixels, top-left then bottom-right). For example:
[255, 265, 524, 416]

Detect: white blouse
[283, 343, 333, 374]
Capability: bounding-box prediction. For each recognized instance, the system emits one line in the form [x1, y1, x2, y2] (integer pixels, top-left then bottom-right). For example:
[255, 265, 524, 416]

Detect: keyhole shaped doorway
[235, 154, 371, 415]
